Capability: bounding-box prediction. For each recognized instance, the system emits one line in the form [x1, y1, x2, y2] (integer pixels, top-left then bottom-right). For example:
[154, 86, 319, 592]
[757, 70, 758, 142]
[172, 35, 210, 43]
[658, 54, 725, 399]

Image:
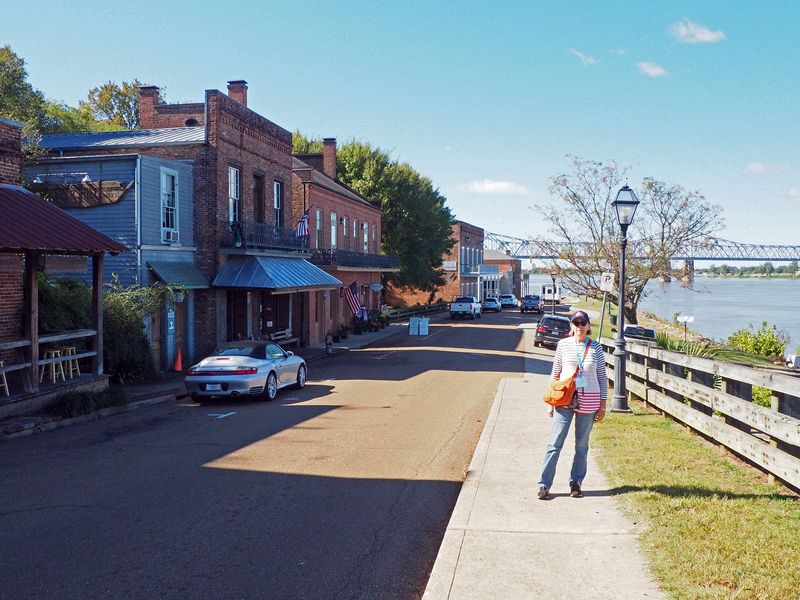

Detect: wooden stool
[62, 346, 81, 379]
[0, 361, 9, 397]
[40, 350, 66, 384]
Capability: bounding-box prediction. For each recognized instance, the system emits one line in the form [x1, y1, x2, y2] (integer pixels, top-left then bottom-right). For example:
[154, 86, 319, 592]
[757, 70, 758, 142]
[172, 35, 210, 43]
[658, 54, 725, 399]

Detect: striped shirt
[550, 336, 608, 414]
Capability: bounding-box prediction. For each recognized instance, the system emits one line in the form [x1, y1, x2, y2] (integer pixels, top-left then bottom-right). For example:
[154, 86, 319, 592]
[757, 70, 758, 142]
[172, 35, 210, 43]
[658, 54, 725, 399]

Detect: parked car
[450, 296, 482, 320]
[520, 294, 543, 313]
[482, 297, 502, 312]
[534, 314, 572, 347]
[499, 294, 519, 308]
[623, 325, 657, 347]
[185, 341, 307, 401]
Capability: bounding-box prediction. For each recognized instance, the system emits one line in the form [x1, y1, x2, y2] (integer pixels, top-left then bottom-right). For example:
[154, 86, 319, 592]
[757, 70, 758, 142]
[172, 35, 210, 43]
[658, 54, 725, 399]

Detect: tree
[0, 45, 49, 159]
[82, 80, 142, 129]
[537, 156, 724, 323]
[293, 133, 455, 291]
[762, 261, 774, 277]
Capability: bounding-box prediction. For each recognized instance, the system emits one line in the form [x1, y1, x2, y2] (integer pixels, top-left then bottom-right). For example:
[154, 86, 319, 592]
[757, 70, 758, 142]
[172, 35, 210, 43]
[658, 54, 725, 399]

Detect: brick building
[483, 248, 523, 298]
[292, 139, 399, 342]
[35, 81, 340, 358]
[390, 220, 500, 305]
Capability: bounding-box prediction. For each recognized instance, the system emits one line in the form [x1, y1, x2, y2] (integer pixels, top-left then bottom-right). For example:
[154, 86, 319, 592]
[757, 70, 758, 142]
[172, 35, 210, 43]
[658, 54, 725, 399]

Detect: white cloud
[568, 48, 598, 65]
[609, 48, 627, 56]
[459, 180, 529, 196]
[786, 188, 800, 202]
[637, 61, 668, 77]
[743, 161, 790, 175]
[671, 19, 726, 44]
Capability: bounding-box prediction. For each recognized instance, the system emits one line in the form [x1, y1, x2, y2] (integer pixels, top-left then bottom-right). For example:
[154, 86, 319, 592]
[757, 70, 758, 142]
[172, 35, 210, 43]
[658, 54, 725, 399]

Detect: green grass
[46, 387, 129, 419]
[570, 297, 616, 339]
[593, 401, 800, 599]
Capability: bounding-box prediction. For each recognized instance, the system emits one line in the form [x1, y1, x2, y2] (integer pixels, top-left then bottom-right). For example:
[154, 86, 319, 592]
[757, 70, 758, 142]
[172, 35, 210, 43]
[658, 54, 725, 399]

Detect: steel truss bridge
[484, 232, 800, 262]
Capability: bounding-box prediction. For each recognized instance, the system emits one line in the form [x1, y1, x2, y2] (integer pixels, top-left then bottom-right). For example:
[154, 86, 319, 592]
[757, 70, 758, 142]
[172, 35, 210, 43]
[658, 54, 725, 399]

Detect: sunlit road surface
[0, 310, 556, 599]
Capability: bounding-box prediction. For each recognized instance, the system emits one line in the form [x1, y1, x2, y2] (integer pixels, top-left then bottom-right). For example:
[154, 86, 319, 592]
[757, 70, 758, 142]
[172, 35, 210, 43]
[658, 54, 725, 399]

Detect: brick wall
[0, 255, 24, 364]
[0, 118, 22, 184]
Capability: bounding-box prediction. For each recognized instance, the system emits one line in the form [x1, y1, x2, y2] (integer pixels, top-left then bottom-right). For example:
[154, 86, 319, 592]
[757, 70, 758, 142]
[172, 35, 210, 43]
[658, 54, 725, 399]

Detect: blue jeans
[538, 407, 596, 489]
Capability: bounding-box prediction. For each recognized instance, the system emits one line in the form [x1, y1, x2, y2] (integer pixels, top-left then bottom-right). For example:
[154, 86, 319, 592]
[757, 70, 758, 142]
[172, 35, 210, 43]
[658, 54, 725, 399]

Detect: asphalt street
[0, 309, 554, 600]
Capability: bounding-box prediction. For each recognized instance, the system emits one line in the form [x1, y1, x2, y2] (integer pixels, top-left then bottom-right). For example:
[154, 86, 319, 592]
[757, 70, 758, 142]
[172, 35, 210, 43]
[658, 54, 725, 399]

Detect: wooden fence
[600, 338, 800, 490]
[384, 302, 449, 321]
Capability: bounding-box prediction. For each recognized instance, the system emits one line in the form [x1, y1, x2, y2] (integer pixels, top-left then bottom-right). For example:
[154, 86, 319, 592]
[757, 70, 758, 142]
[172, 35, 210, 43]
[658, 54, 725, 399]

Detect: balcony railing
[309, 249, 400, 269]
[220, 220, 310, 251]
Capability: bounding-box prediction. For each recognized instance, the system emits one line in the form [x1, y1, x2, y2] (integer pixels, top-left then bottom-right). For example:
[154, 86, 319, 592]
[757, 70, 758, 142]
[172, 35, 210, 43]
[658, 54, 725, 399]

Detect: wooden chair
[40, 349, 66, 384]
[0, 361, 9, 397]
[62, 346, 81, 379]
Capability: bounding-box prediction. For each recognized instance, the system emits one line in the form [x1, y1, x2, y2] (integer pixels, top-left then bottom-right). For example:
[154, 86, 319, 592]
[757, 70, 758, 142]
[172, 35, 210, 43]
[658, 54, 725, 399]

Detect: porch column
[91, 253, 104, 375]
[23, 251, 39, 393]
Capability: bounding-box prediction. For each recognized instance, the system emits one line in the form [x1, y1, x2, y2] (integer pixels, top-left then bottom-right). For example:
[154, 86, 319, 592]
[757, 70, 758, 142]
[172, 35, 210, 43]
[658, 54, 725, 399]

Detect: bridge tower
[682, 260, 694, 283]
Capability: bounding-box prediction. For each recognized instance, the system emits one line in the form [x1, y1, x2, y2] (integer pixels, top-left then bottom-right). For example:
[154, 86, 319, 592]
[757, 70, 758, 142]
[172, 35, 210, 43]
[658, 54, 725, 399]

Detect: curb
[0, 394, 176, 442]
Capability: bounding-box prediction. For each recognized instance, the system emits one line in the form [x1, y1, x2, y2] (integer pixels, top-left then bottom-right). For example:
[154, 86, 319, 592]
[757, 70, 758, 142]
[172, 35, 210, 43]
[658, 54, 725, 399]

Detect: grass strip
[593, 400, 800, 600]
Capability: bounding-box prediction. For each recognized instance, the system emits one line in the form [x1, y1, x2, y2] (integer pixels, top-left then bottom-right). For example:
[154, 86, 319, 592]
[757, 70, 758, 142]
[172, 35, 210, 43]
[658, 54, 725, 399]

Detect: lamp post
[550, 272, 556, 314]
[610, 184, 640, 413]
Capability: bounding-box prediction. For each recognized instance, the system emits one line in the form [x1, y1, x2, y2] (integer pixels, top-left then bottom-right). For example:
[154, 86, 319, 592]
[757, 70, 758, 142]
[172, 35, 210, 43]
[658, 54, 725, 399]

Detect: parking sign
[600, 272, 615, 292]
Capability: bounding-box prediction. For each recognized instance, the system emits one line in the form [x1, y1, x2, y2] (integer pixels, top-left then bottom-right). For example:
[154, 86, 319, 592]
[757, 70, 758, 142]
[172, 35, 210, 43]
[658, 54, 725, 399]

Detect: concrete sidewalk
[423, 329, 665, 599]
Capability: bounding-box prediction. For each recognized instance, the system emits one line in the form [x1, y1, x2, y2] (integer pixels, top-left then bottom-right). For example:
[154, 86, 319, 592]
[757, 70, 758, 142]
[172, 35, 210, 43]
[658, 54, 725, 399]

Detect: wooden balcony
[220, 220, 310, 252]
[309, 249, 400, 270]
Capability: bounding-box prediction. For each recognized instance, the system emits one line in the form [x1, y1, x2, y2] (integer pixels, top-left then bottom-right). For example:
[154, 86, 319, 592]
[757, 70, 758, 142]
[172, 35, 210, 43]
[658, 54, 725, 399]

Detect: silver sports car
[185, 341, 307, 401]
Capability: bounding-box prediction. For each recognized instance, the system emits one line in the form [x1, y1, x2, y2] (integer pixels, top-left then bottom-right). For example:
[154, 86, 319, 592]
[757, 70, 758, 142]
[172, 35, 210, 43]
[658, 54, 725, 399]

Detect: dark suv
[521, 294, 543, 313]
[534, 314, 571, 347]
[623, 325, 657, 347]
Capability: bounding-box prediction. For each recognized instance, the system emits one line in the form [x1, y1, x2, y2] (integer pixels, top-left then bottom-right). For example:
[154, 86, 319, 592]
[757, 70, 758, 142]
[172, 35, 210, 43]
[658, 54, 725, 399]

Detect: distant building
[483, 248, 523, 298]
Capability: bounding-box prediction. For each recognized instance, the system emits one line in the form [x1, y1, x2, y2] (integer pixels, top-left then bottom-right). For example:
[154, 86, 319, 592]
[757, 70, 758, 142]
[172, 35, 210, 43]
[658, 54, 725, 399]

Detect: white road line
[208, 412, 237, 419]
[373, 351, 396, 359]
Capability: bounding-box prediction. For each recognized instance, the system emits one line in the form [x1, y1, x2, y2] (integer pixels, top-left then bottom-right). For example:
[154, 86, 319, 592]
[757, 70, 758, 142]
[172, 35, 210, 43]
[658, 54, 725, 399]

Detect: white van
[540, 284, 562, 304]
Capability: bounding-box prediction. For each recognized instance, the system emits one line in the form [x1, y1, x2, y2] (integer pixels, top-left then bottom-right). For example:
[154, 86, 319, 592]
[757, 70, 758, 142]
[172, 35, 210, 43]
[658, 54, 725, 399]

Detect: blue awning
[148, 260, 209, 289]
[212, 255, 342, 291]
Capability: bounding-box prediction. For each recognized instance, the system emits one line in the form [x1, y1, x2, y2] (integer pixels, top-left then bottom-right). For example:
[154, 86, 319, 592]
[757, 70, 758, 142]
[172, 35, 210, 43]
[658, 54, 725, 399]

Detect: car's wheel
[263, 372, 278, 401]
[295, 364, 307, 389]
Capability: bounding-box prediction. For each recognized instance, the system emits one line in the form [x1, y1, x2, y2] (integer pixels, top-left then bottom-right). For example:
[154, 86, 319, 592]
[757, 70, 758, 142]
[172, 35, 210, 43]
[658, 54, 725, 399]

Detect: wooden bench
[268, 329, 300, 349]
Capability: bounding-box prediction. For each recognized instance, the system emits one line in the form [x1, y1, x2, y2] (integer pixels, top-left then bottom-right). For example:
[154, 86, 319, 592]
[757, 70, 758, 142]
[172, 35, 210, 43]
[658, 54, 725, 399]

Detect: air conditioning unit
[163, 230, 180, 244]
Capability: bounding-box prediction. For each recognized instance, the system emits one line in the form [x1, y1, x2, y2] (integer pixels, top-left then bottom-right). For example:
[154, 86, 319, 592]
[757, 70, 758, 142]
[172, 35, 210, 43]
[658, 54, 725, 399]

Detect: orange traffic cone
[173, 347, 183, 372]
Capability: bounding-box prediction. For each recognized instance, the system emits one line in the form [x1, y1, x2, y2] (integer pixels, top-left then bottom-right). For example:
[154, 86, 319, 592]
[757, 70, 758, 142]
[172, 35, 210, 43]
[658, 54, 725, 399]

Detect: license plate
[206, 383, 222, 392]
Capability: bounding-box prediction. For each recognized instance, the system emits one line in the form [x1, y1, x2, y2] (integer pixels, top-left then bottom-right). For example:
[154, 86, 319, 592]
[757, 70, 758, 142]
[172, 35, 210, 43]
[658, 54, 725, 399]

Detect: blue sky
[3, 1, 799, 245]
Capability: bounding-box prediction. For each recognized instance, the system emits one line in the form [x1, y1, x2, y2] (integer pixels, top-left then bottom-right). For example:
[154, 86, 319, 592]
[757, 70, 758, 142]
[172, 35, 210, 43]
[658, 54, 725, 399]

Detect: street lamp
[550, 272, 556, 314]
[610, 184, 640, 413]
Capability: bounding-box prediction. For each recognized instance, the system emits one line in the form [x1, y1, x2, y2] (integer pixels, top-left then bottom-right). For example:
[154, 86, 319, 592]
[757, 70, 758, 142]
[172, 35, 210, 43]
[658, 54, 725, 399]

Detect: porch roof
[212, 255, 342, 291]
[148, 260, 209, 289]
[0, 184, 128, 255]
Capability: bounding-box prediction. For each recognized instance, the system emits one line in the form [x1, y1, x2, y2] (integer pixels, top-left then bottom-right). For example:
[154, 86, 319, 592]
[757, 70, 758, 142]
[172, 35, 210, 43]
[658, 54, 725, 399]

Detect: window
[353, 219, 357, 239]
[371, 224, 377, 252]
[342, 216, 348, 250]
[228, 166, 240, 222]
[315, 209, 323, 249]
[363, 222, 368, 253]
[253, 175, 265, 223]
[330, 212, 337, 248]
[273, 180, 283, 227]
[160, 168, 178, 242]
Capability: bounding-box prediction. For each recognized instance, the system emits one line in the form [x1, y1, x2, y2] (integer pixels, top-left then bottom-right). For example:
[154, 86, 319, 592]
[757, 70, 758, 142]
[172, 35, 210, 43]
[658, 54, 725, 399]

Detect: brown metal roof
[0, 184, 129, 255]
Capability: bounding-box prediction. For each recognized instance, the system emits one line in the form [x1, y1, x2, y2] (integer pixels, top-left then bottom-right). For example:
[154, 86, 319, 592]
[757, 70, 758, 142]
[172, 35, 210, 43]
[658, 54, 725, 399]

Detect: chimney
[227, 80, 248, 106]
[322, 138, 337, 179]
[138, 86, 160, 129]
[0, 118, 23, 185]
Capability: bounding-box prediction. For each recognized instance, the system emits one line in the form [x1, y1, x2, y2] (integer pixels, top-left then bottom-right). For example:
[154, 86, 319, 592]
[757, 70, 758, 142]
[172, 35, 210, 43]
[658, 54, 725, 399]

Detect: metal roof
[0, 184, 129, 255]
[213, 255, 342, 290]
[41, 127, 205, 150]
[148, 260, 209, 289]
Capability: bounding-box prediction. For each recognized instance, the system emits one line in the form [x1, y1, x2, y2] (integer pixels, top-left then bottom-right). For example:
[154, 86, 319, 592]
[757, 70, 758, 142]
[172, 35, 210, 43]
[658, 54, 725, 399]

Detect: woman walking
[537, 310, 608, 500]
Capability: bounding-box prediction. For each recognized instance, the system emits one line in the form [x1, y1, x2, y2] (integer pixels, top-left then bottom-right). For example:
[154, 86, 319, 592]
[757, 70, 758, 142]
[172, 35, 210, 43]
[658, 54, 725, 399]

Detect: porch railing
[308, 249, 400, 269]
[220, 220, 310, 252]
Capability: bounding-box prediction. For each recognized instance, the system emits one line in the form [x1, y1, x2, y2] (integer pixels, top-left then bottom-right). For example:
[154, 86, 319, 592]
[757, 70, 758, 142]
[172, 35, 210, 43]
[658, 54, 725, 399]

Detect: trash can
[610, 314, 618, 326]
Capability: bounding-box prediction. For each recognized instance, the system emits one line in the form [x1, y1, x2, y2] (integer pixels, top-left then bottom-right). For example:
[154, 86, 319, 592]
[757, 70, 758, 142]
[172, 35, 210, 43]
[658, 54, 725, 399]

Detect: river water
[526, 274, 800, 353]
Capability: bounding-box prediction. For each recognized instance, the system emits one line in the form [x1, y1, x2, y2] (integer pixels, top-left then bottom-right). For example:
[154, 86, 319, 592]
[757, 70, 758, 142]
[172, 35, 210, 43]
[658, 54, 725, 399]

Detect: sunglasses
[572, 320, 588, 326]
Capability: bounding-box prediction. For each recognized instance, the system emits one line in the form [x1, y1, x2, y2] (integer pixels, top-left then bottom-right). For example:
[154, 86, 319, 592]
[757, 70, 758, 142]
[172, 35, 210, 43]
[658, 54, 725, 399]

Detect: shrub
[38, 274, 91, 334]
[46, 387, 129, 419]
[727, 321, 787, 359]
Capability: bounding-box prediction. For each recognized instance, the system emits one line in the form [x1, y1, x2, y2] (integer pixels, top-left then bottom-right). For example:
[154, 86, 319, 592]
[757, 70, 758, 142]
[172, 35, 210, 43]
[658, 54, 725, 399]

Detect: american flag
[343, 281, 360, 316]
[294, 210, 309, 237]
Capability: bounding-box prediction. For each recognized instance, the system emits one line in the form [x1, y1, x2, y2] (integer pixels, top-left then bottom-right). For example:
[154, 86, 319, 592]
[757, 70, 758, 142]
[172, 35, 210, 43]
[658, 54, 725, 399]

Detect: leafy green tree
[0, 45, 49, 158]
[788, 260, 798, 276]
[292, 130, 323, 154]
[43, 101, 121, 134]
[762, 261, 774, 277]
[293, 134, 455, 291]
[81, 80, 142, 129]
